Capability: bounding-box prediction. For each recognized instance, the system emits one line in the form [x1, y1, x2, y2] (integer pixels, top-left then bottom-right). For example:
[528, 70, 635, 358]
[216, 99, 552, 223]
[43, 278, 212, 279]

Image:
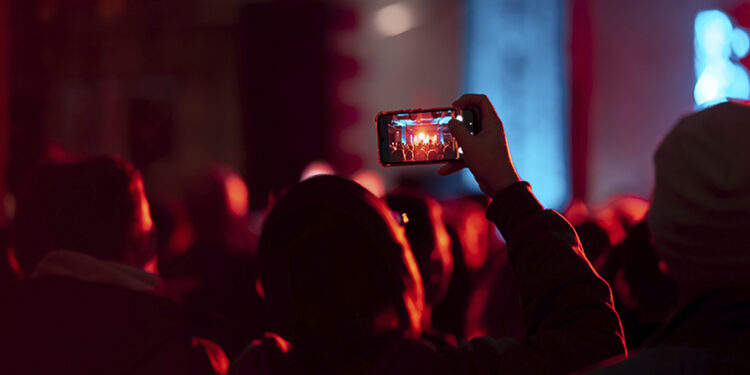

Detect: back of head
[14, 155, 153, 271]
[648, 101, 750, 288]
[258, 175, 424, 369]
[184, 166, 249, 246]
[443, 196, 493, 271]
[385, 189, 453, 306]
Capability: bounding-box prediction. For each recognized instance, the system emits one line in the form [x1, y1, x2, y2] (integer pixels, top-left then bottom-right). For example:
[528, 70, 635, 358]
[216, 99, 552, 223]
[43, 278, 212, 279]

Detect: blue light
[392, 119, 416, 126]
[464, 0, 568, 209]
[731, 28, 750, 58]
[392, 116, 453, 126]
[694, 10, 750, 107]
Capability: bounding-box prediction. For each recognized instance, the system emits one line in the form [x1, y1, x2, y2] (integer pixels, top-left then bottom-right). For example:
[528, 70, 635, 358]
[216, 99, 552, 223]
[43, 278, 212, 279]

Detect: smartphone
[376, 107, 479, 167]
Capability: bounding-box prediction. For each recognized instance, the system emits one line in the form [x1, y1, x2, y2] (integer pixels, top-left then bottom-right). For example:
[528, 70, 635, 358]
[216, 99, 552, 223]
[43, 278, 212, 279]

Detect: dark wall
[8, 0, 246, 202]
[237, 1, 329, 209]
[584, 0, 743, 203]
[0, 0, 8, 226]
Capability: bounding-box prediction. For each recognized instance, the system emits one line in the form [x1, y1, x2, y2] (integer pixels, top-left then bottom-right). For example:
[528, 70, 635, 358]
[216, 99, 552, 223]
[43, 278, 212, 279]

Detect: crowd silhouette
[388, 139, 460, 163]
[1, 95, 750, 374]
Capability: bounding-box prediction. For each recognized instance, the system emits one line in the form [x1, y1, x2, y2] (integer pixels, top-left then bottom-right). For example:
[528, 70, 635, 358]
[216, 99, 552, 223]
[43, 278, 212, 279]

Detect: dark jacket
[231, 182, 626, 375]
[587, 290, 750, 374]
[0, 275, 225, 375]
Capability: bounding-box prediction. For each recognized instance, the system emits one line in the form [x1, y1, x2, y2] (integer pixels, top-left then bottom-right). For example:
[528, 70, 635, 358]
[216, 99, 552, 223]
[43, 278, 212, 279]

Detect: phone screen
[377, 108, 476, 166]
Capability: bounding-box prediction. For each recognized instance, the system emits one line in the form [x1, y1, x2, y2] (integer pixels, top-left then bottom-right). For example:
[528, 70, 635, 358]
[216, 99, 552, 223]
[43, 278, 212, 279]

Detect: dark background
[0, 0, 749, 217]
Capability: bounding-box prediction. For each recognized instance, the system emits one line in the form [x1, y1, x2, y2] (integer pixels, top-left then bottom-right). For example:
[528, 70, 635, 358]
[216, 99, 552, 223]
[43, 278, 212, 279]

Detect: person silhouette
[2, 156, 226, 375]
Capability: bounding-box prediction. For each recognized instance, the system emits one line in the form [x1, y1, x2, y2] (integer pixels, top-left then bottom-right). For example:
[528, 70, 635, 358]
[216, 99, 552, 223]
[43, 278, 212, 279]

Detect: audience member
[589, 101, 750, 373]
[0, 156, 227, 375]
[159, 166, 264, 360]
[600, 218, 677, 350]
[405, 145, 415, 161]
[390, 145, 405, 163]
[437, 196, 524, 342]
[462, 238, 526, 342]
[385, 189, 456, 346]
[430, 222, 472, 341]
[231, 94, 626, 375]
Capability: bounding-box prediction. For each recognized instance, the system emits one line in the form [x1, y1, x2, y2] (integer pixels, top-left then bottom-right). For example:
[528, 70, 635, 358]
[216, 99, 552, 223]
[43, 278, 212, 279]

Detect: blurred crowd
[388, 139, 460, 162]
[1, 96, 749, 375]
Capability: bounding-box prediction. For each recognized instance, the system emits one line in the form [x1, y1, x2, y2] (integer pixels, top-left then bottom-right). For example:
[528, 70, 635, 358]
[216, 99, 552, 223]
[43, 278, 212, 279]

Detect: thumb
[448, 119, 472, 146]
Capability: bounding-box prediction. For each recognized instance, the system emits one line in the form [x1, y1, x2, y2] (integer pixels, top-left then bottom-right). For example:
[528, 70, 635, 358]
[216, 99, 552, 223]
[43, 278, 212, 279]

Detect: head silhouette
[14, 156, 154, 272]
[648, 101, 750, 289]
[257, 175, 424, 369]
[184, 165, 249, 247]
[385, 189, 453, 306]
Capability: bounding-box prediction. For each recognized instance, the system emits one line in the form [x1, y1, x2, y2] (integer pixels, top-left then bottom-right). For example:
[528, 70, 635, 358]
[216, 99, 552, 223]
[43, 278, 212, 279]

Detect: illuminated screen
[383, 110, 462, 164]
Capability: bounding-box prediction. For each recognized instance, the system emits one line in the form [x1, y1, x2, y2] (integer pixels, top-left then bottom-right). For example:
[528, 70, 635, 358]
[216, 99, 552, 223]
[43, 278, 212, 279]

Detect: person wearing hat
[589, 100, 750, 374]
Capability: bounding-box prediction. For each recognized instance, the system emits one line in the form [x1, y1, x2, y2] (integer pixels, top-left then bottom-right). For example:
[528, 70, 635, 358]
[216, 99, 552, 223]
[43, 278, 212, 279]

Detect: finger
[437, 160, 467, 176]
[448, 119, 472, 145]
[452, 94, 497, 122]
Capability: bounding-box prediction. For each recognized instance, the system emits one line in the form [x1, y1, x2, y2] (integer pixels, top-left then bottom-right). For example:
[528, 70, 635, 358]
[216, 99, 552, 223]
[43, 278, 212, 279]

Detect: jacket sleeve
[445, 182, 626, 375]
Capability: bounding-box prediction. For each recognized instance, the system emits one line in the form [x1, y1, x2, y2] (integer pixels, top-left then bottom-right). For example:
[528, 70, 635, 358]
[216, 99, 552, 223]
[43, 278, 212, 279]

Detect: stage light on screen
[694, 10, 750, 107]
[464, 0, 568, 209]
[374, 3, 414, 37]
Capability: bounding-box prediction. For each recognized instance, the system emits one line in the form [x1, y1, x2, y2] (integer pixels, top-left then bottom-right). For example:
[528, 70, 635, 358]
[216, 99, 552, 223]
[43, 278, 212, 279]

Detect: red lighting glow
[255, 278, 266, 300]
[658, 260, 669, 275]
[300, 160, 335, 181]
[168, 220, 193, 258]
[352, 170, 386, 198]
[401, 243, 424, 335]
[191, 338, 229, 375]
[373, 195, 425, 335]
[225, 173, 249, 217]
[133, 179, 153, 233]
[6, 247, 22, 277]
[143, 256, 159, 274]
[372, 306, 400, 333]
[429, 200, 453, 302]
[263, 332, 291, 354]
[462, 211, 489, 270]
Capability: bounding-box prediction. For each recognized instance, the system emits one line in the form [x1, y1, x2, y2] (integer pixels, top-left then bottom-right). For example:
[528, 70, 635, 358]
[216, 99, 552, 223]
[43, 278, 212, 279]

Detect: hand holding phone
[437, 94, 520, 197]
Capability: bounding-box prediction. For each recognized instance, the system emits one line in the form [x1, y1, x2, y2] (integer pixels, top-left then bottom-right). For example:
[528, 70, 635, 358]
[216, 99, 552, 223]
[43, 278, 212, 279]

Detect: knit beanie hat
[648, 101, 750, 286]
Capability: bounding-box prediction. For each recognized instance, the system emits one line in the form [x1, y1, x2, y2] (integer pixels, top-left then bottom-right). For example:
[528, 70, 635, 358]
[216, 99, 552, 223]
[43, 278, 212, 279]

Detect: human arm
[439, 95, 626, 374]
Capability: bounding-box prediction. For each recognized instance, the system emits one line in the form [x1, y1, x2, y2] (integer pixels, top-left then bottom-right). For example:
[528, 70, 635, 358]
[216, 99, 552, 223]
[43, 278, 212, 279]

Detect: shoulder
[584, 346, 729, 375]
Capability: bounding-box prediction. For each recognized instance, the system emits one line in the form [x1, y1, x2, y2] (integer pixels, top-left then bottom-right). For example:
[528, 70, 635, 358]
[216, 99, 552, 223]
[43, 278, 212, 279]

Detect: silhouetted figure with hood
[231, 94, 625, 375]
